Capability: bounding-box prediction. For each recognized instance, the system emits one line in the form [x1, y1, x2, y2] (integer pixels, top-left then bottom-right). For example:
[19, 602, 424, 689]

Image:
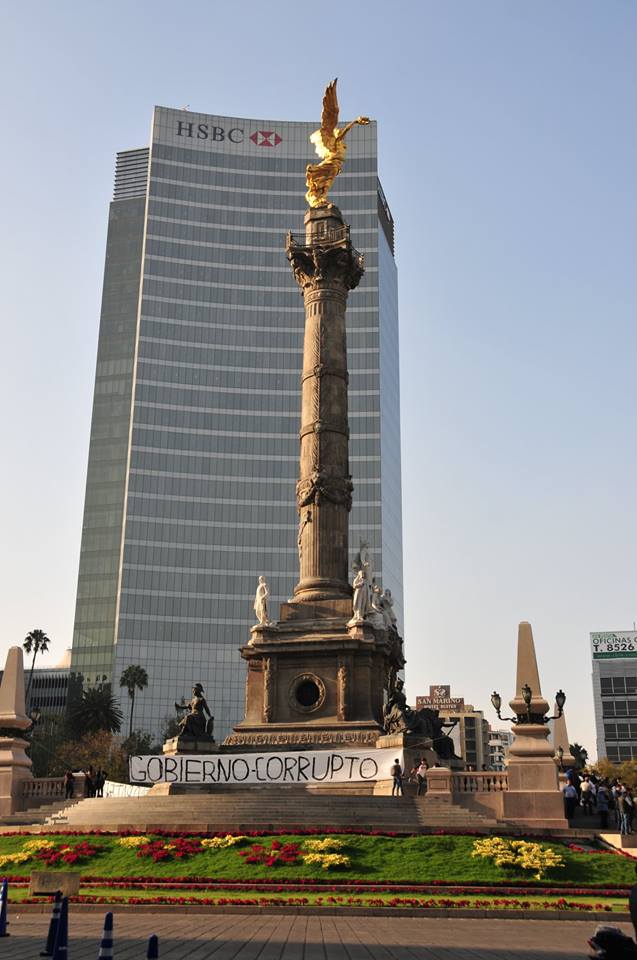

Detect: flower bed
[0, 831, 632, 890]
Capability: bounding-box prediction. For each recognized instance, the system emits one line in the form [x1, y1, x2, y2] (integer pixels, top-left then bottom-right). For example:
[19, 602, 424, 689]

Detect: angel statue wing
[309, 79, 339, 160]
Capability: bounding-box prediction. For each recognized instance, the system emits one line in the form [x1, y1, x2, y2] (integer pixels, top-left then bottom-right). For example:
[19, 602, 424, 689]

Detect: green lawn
[0, 833, 634, 888]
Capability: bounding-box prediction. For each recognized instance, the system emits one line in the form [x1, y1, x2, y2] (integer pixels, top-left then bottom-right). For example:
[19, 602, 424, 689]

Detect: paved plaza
[3, 911, 635, 959]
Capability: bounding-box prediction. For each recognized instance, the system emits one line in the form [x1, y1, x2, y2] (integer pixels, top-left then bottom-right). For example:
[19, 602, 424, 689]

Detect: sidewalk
[3, 911, 634, 959]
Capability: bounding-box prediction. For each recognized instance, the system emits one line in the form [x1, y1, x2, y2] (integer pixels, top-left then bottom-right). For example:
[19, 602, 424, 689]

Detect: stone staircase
[44, 787, 499, 833]
[0, 798, 81, 828]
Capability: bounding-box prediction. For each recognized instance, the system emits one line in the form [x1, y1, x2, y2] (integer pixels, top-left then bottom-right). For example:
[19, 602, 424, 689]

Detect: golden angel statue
[305, 79, 369, 208]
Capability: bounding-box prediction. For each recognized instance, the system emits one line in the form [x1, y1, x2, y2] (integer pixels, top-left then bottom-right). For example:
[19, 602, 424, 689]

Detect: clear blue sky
[1, 1, 635, 758]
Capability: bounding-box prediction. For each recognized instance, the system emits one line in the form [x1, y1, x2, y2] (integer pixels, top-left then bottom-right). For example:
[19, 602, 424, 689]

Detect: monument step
[45, 792, 498, 831]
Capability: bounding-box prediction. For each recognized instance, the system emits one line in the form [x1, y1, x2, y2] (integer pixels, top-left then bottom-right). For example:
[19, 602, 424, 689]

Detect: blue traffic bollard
[147, 933, 159, 958]
[52, 896, 68, 960]
[98, 911, 114, 959]
[41, 890, 62, 955]
[0, 878, 9, 937]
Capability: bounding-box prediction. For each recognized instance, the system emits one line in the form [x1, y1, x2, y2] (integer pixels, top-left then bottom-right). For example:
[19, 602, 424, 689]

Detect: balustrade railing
[22, 777, 65, 800]
[452, 771, 508, 793]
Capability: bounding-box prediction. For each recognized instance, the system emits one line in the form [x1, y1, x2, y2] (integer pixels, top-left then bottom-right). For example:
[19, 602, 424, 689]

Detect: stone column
[0, 647, 33, 816]
[286, 205, 364, 602]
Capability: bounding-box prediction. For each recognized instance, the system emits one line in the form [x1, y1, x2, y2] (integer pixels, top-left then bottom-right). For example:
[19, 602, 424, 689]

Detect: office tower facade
[71, 106, 403, 739]
[591, 630, 637, 762]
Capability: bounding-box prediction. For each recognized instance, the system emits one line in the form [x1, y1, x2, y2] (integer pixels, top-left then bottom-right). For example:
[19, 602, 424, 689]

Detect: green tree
[23, 629, 50, 708]
[70, 684, 123, 735]
[52, 730, 129, 781]
[119, 665, 149, 737]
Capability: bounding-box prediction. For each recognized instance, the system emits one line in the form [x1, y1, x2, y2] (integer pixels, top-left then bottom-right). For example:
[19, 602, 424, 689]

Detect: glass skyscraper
[71, 106, 403, 739]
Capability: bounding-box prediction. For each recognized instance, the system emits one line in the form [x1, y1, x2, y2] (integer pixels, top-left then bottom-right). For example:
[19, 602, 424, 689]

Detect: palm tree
[71, 685, 123, 735]
[23, 629, 50, 709]
[119, 665, 149, 737]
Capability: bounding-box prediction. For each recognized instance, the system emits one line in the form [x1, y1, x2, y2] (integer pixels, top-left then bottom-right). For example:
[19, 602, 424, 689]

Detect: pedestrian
[390, 758, 403, 797]
[563, 781, 578, 821]
[612, 781, 623, 829]
[626, 789, 635, 833]
[84, 766, 95, 799]
[416, 758, 428, 796]
[63, 770, 74, 800]
[596, 782, 610, 830]
[581, 776, 594, 816]
[95, 769, 106, 798]
[619, 790, 630, 836]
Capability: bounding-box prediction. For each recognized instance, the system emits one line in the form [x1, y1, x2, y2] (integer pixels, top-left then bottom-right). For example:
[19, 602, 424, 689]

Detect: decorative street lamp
[490, 686, 566, 725]
[556, 745, 564, 770]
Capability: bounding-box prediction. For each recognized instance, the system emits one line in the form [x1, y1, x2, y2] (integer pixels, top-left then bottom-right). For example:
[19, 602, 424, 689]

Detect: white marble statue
[369, 581, 387, 630]
[254, 575, 274, 626]
[382, 588, 397, 629]
[350, 568, 370, 623]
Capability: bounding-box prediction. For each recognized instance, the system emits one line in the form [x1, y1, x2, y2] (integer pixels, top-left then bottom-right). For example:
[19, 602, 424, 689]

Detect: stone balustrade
[21, 774, 86, 808]
[452, 771, 508, 793]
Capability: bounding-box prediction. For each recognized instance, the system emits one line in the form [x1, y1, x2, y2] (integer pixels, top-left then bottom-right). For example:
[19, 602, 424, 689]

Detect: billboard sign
[591, 631, 637, 659]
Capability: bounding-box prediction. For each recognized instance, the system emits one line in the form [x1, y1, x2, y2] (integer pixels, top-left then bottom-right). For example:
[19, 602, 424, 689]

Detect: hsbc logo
[175, 120, 282, 148]
[250, 130, 282, 148]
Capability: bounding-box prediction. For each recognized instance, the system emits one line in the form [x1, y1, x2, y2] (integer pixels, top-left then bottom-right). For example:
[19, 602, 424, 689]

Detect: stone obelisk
[501, 622, 567, 827]
[0, 647, 33, 815]
[289, 206, 364, 605]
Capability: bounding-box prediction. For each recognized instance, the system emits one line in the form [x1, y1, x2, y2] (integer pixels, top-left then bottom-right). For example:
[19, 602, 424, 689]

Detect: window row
[600, 676, 637, 695]
[151, 160, 377, 194]
[153, 141, 377, 176]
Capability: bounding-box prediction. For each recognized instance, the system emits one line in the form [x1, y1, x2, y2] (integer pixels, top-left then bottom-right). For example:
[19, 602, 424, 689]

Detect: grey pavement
[2, 911, 635, 959]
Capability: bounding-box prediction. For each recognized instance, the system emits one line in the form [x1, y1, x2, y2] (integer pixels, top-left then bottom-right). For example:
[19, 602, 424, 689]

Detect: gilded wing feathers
[310, 78, 339, 159]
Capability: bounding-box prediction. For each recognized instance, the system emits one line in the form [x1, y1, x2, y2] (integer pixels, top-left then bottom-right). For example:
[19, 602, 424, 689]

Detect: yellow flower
[303, 853, 350, 869]
[304, 838, 345, 852]
[201, 835, 246, 849]
[471, 837, 564, 880]
[117, 836, 150, 848]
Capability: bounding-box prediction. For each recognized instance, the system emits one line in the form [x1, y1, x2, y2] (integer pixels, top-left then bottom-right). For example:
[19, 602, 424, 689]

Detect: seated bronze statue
[383, 680, 458, 761]
[175, 684, 214, 740]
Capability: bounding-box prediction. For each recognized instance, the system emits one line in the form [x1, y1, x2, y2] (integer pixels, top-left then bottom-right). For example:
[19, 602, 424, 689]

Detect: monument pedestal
[226, 611, 389, 750]
[163, 736, 219, 756]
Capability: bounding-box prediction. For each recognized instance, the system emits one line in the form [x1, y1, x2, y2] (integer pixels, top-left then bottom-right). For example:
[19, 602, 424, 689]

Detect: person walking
[626, 788, 635, 833]
[563, 781, 578, 821]
[416, 758, 428, 796]
[596, 782, 610, 830]
[618, 790, 630, 836]
[390, 758, 404, 797]
[580, 776, 594, 816]
[95, 769, 106, 798]
[63, 770, 74, 800]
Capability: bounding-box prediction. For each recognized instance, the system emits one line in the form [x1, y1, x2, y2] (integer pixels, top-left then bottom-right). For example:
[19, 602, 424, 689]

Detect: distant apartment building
[0, 650, 72, 716]
[488, 728, 513, 771]
[415, 685, 491, 770]
[592, 630, 637, 762]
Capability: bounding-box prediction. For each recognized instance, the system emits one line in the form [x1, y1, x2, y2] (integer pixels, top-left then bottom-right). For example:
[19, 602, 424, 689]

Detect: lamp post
[490, 687, 566, 725]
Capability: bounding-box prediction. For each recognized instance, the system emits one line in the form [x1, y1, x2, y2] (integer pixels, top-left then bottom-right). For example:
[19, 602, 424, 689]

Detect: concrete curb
[11, 903, 630, 921]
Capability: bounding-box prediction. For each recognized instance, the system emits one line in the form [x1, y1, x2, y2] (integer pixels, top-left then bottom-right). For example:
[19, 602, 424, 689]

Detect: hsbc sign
[250, 130, 282, 147]
[175, 120, 282, 147]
